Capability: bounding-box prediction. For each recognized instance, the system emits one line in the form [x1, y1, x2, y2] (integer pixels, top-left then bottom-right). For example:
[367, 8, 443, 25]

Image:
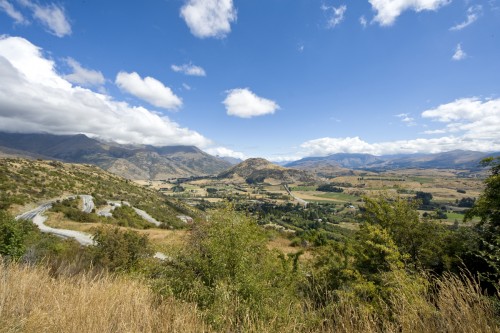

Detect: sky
[0, 0, 499, 162]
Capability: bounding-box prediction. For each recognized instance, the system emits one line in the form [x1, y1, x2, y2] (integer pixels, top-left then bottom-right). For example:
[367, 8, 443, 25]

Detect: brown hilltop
[218, 158, 317, 184]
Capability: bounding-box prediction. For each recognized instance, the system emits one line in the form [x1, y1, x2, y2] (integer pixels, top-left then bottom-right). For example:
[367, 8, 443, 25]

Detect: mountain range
[0, 132, 231, 180]
[285, 150, 500, 172]
[1, 132, 498, 180]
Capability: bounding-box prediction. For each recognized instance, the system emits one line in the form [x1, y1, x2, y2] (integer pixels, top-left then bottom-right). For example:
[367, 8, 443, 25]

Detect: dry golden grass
[44, 212, 95, 233]
[1, 261, 498, 333]
[321, 272, 500, 333]
[0, 261, 208, 333]
[267, 236, 313, 261]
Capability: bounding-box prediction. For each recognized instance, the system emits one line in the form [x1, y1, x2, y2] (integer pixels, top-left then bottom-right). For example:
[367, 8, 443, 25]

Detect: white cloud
[205, 146, 246, 159]
[0, 36, 209, 147]
[19, 0, 71, 37]
[180, 0, 237, 39]
[182, 83, 191, 90]
[422, 97, 500, 140]
[63, 58, 105, 87]
[171, 63, 206, 76]
[291, 97, 500, 158]
[452, 43, 466, 61]
[115, 72, 182, 110]
[299, 135, 500, 157]
[395, 113, 416, 126]
[0, 0, 27, 24]
[450, 5, 482, 31]
[368, 0, 450, 26]
[360, 15, 368, 28]
[223, 88, 280, 118]
[322, 4, 347, 28]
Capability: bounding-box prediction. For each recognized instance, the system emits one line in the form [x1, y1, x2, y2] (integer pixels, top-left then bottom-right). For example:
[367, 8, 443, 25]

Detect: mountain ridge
[285, 149, 500, 173]
[0, 132, 231, 180]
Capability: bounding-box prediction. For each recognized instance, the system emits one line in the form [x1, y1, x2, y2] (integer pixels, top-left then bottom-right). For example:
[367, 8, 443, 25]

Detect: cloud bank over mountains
[0, 36, 209, 148]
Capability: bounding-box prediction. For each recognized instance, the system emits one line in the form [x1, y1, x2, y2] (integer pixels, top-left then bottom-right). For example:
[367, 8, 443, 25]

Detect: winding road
[15, 197, 95, 246]
[15, 195, 168, 259]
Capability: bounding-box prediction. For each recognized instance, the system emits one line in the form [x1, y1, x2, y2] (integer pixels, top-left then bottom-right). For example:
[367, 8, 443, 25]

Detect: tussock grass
[321, 272, 499, 333]
[0, 261, 207, 333]
[1, 260, 498, 333]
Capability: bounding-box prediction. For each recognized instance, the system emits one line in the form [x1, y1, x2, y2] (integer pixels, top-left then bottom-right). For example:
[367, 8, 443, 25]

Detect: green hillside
[0, 158, 201, 227]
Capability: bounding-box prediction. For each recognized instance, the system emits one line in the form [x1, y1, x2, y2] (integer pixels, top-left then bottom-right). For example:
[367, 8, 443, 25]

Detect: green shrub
[90, 226, 152, 272]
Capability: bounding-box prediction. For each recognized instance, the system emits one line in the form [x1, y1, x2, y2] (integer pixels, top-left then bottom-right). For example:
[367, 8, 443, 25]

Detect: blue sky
[0, 0, 499, 161]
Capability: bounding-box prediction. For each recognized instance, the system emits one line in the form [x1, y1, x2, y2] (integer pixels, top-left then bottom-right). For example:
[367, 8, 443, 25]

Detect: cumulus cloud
[450, 5, 482, 31]
[205, 146, 246, 159]
[452, 43, 466, 61]
[180, 0, 237, 39]
[291, 97, 500, 158]
[19, 0, 71, 37]
[223, 88, 280, 118]
[322, 4, 347, 28]
[0, 0, 27, 24]
[368, 0, 450, 26]
[63, 58, 105, 87]
[171, 63, 206, 76]
[422, 97, 500, 141]
[115, 72, 182, 110]
[299, 135, 500, 157]
[0, 36, 209, 147]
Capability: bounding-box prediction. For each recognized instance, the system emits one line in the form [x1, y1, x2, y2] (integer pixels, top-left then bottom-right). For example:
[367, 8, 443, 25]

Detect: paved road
[80, 195, 95, 213]
[283, 184, 308, 207]
[97, 201, 163, 227]
[132, 207, 162, 226]
[16, 201, 95, 246]
[16, 196, 168, 259]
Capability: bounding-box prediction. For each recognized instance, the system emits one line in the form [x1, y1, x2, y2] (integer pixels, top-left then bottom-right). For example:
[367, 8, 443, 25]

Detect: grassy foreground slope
[0, 158, 201, 227]
[1, 259, 498, 333]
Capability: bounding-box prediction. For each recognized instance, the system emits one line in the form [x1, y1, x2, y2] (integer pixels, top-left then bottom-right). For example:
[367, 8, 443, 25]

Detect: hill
[218, 158, 317, 184]
[0, 157, 200, 227]
[0, 132, 231, 179]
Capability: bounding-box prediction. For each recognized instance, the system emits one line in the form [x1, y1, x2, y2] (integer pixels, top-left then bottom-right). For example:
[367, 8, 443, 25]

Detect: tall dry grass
[0, 261, 208, 333]
[320, 271, 500, 333]
[1, 260, 498, 333]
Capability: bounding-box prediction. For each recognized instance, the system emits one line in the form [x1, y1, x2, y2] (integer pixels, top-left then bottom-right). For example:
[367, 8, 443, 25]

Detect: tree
[465, 157, 500, 285]
[362, 195, 448, 271]
[415, 191, 433, 207]
[161, 205, 300, 329]
[458, 197, 475, 208]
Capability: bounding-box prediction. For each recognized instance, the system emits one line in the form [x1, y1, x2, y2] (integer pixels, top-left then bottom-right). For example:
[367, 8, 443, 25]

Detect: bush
[158, 205, 302, 330]
[0, 210, 37, 260]
[90, 226, 153, 272]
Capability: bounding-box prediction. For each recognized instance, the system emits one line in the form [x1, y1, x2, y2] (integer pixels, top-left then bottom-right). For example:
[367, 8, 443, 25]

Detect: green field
[315, 192, 360, 202]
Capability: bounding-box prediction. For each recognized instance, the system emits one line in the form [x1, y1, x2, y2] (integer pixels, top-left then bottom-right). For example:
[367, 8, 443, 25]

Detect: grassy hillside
[0, 158, 201, 227]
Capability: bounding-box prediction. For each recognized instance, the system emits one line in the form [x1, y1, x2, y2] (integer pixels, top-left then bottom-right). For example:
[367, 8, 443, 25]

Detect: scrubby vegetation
[0, 158, 200, 227]
[1, 156, 500, 332]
